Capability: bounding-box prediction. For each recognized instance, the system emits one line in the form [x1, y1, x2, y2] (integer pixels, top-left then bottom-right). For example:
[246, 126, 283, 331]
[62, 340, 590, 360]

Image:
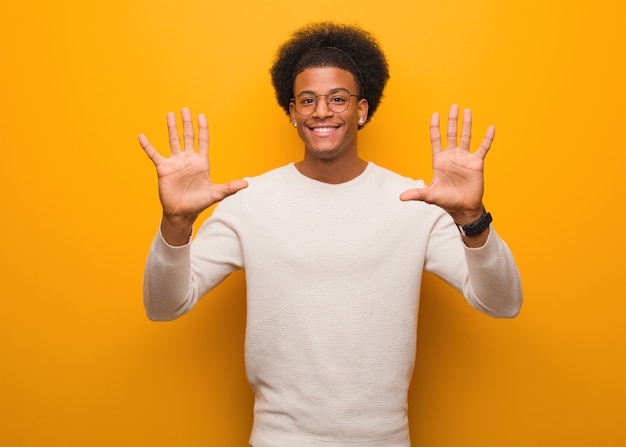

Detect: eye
[299, 96, 316, 106]
[329, 94, 348, 104]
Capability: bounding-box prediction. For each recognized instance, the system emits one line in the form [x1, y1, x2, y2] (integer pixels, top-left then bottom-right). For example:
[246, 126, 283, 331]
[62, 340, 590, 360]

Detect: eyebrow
[295, 87, 351, 96]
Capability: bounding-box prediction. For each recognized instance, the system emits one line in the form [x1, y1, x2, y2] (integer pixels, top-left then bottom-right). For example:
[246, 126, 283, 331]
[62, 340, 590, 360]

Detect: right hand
[139, 108, 248, 243]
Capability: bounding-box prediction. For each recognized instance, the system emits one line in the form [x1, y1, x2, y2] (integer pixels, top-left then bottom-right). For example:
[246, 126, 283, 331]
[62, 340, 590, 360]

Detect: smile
[308, 126, 339, 135]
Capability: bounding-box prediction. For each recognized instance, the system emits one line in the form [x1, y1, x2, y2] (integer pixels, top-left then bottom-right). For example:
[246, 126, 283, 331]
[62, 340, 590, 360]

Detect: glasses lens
[295, 94, 317, 115]
[294, 91, 352, 115]
[327, 92, 350, 113]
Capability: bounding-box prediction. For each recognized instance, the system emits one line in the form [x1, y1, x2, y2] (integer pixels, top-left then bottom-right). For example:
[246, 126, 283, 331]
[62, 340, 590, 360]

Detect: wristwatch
[456, 210, 492, 237]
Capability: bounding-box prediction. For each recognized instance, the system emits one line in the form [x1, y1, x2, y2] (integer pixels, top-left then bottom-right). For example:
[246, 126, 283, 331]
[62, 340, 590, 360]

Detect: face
[289, 67, 368, 161]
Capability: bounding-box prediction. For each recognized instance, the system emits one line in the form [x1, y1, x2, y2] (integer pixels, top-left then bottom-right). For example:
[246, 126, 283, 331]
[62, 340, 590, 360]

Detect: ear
[289, 102, 297, 125]
[358, 98, 369, 124]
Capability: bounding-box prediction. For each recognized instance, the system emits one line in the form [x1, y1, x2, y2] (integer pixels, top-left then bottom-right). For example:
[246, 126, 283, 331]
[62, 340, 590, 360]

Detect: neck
[295, 154, 368, 184]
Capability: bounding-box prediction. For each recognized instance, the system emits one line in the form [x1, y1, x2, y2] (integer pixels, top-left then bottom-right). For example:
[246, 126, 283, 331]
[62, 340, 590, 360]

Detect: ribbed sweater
[144, 162, 522, 446]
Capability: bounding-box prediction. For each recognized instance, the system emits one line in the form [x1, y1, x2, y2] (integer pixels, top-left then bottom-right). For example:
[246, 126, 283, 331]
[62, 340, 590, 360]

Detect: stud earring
[358, 118, 364, 124]
[293, 121, 298, 127]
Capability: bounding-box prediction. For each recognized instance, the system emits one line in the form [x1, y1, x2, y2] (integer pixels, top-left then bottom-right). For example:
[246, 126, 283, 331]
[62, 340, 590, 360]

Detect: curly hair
[270, 22, 390, 127]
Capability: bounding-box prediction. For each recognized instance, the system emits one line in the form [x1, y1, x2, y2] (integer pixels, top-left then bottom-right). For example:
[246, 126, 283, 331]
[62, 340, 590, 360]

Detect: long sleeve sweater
[144, 162, 522, 446]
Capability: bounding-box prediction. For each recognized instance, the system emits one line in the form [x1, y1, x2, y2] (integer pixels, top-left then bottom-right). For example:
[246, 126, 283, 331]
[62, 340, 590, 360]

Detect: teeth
[312, 127, 336, 133]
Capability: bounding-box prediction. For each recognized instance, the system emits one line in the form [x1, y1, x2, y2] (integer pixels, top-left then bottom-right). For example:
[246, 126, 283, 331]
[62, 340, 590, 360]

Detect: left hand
[400, 104, 494, 225]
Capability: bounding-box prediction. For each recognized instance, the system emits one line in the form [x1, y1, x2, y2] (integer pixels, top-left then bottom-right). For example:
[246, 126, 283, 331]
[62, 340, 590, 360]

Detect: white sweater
[144, 163, 522, 446]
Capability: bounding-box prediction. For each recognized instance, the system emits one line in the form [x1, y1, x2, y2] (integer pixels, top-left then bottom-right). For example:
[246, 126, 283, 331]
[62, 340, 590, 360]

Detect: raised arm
[139, 108, 248, 320]
[138, 107, 248, 245]
[402, 105, 522, 317]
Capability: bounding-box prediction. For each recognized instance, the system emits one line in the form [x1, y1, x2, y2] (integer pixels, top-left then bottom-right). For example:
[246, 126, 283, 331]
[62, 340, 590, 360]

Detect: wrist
[162, 212, 197, 227]
[450, 206, 485, 226]
[455, 209, 492, 238]
[161, 213, 196, 246]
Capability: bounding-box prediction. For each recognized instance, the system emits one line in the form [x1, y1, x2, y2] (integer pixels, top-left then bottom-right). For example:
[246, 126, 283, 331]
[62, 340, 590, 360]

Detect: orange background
[1, 1, 624, 446]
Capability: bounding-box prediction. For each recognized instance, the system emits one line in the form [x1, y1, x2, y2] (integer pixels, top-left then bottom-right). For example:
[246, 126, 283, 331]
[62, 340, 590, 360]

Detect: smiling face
[290, 67, 368, 162]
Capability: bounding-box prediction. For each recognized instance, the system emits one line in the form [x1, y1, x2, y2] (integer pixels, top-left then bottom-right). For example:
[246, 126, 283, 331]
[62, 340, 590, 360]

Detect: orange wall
[1, 1, 624, 446]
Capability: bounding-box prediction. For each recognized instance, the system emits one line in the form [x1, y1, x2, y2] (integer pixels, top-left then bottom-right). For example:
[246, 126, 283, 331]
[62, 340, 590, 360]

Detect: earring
[358, 118, 364, 124]
[293, 121, 298, 127]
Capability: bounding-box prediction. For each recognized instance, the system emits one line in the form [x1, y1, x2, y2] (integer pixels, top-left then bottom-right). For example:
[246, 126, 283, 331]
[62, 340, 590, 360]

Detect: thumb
[399, 187, 428, 202]
[212, 179, 249, 202]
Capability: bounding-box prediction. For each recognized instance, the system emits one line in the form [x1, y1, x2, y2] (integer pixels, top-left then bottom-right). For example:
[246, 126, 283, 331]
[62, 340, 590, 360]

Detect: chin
[305, 146, 344, 160]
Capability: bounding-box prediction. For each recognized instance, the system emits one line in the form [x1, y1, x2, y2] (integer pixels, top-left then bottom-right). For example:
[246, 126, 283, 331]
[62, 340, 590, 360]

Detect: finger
[446, 104, 459, 149]
[475, 125, 496, 159]
[181, 107, 195, 152]
[197, 113, 209, 155]
[399, 186, 431, 203]
[211, 180, 249, 203]
[399, 188, 422, 201]
[430, 112, 443, 154]
[138, 134, 163, 166]
[460, 108, 472, 150]
[166, 112, 181, 154]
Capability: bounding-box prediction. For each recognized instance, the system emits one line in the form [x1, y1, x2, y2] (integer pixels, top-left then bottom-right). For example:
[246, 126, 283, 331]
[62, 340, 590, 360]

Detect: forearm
[463, 228, 523, 318]
[143, 229, 198, 321]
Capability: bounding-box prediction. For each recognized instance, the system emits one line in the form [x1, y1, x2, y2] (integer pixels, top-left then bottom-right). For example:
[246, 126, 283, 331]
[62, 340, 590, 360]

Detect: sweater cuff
[150, 226, 192, 264]
[463, 225, 502, 266]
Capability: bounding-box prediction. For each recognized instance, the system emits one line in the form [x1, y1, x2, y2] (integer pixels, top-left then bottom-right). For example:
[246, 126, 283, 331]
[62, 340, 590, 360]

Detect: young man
[139, 22, 522, 447]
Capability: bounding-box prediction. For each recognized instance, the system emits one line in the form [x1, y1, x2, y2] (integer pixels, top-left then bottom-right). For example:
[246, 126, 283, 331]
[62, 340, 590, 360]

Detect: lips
[307, 125, 340, 135]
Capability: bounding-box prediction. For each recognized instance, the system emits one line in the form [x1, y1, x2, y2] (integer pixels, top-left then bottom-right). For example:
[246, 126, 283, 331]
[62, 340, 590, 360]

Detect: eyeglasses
[290, 89, 359, 116]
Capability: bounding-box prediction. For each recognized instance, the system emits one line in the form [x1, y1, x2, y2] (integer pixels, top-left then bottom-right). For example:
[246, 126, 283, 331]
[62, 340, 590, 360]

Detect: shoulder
[366, 162, 427, 191]
[242, 164, 295, 191]
[365, 163, 448, 220]
[213, 164, 295, 213]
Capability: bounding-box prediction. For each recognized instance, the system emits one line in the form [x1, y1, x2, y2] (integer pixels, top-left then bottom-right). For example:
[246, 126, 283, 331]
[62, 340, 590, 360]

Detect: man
[139, 22, 522, 447]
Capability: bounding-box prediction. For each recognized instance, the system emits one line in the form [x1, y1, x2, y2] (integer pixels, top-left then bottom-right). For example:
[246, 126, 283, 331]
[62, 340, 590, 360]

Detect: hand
[139, 108, 248, 241]
[400, 104, 494, 225]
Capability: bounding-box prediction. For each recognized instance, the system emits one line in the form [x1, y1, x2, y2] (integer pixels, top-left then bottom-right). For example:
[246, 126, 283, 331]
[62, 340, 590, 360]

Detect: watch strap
[456, 210, 492, 237]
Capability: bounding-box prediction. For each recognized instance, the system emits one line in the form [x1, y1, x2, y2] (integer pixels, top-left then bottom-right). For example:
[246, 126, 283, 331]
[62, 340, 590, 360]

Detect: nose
[312, 96, 334, 118]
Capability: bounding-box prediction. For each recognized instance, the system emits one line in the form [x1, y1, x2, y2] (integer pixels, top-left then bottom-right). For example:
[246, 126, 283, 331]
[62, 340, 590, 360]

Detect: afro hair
[270, 22, 390, 126]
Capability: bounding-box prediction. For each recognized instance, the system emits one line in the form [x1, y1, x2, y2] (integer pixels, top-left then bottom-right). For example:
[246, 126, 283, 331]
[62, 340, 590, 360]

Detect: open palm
[139, 108, 248, 221]
[400, 105, 493, 223]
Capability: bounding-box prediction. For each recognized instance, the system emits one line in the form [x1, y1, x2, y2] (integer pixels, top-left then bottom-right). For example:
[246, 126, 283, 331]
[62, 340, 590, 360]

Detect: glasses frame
[290, 88, 360, 116]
